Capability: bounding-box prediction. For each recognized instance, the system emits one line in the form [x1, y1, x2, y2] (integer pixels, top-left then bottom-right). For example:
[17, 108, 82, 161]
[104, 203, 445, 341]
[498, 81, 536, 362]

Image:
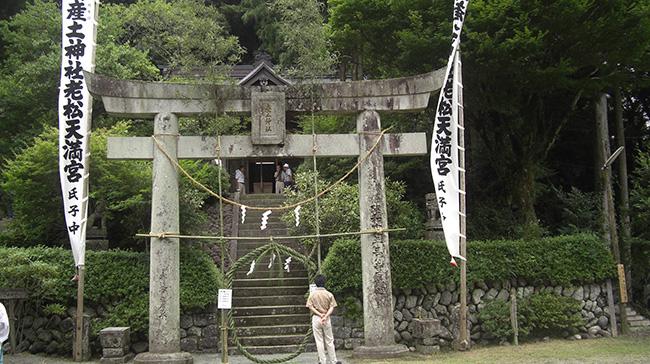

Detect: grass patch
[353, 336, 650, 364]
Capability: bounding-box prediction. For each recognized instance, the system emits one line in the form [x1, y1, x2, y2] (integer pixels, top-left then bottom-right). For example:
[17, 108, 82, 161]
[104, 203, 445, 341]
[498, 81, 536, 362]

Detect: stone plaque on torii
[86, 67, 444, 363]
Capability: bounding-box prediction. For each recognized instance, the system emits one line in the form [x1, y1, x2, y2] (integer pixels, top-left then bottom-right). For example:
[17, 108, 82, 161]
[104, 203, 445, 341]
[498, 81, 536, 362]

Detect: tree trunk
[614, 88, 632, 300]
[515, 161, 539, 238]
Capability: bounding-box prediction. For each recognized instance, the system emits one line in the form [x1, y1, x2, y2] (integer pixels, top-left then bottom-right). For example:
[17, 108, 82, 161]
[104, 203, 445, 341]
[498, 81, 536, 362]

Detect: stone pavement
[5, 351, 354, 364]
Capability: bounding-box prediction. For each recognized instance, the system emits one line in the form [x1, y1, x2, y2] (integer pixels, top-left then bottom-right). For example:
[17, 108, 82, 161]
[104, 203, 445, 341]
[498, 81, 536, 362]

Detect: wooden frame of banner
[455, 50, 470, 350]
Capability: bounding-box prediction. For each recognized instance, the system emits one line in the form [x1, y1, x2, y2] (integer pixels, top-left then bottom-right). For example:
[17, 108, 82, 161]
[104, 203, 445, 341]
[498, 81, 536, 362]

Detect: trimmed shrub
[479, 293, 583, 342]
[322, 233, 616, 295]
[478, 299, 530, 341]
[522, 292, 584, 337]
[0, 245, 223, 337]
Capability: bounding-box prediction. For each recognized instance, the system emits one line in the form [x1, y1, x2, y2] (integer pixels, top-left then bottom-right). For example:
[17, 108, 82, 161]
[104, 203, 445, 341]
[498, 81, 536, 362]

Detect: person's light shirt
[283, 168, 293, 182]
[0, 302, 9, 343]
[235, 169, 245, 183]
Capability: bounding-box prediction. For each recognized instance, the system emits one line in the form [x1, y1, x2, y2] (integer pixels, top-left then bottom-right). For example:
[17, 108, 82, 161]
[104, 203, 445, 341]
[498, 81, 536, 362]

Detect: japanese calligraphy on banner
[430, 0, 469, 264]
[58, 0, 99, 267]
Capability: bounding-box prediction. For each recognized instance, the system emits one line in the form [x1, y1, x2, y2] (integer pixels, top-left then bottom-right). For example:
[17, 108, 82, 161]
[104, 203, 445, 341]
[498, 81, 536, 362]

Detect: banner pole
[74, 265, 85, 361]
[455, 49, 469, 350]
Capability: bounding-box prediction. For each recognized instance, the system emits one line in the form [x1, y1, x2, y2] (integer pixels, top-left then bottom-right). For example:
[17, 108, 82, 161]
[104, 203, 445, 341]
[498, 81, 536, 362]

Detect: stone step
[233, 295, 306, 307]
[232, 260, 307, 271]
[239, 223, 287, 233]
[238, 230, 290, 239]
[628, 315, 648, 322]
[236, 247, 307, 257]
[234, 313, 311, 326]
[233, 305, 309, 316]
[234, 270, 308, 279]
[235, 324, 311, 337]
[235, 241, 303, 249]
[240, 193, 286, 200]
[236, 239, 301, 246]
[629, 319, 650, 327]
[237, 334, 313, 347]
[228, 343, 315, 355]
[240, 200, 288, 208]
[234, 285, 308, 297]
[242, 211, 290, 219]
[234, 277, 308, 287]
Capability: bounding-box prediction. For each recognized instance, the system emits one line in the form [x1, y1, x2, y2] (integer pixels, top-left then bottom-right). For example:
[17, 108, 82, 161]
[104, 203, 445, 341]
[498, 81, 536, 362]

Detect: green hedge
[0, 245, 223, 336]
[322, 234, 616, 295]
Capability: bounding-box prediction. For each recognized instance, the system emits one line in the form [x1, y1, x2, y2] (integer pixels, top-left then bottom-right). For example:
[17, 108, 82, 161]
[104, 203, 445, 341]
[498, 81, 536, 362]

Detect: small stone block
[100, 354, 134, 364]
[100, 327, 131, 349]
[103, 348, 127, 358]
[421, 337, 437, 346]
[415, 344, 440, 354]
[412, 318, 441, 339]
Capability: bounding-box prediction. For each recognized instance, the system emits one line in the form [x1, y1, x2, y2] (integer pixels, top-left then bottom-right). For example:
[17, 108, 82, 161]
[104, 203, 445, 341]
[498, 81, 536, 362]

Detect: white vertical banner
[430, 0, 469, 264]
[58, 0, 99, 267]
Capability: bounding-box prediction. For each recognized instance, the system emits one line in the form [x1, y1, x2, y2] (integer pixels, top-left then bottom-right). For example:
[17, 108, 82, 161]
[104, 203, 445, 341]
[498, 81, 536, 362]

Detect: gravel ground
[4, 351, 352, 364]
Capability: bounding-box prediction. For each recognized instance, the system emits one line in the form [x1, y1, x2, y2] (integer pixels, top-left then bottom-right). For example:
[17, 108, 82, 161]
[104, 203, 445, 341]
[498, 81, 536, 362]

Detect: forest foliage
[0, 0, 648, 250]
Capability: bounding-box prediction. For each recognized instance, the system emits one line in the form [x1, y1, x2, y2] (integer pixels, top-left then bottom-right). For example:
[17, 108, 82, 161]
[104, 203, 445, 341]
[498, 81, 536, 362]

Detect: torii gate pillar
[135, 112, 192, 364]
[354, 110, 408, 357]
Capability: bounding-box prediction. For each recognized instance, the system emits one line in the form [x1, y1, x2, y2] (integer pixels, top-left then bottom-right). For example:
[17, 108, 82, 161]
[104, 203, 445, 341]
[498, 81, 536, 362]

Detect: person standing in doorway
[274, 164, 284, 194]
[282, 163, 294, 190]
[306, 275, 341, 364]
[0, 302, 9, 364]
[235, 165, 246, 195]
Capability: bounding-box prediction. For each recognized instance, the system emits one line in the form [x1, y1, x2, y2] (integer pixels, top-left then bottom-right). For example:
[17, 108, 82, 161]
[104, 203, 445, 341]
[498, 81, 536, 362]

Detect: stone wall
[179, 305, 220, 353]
[13, 303, 221, 357]
[332, 280, 613, 350]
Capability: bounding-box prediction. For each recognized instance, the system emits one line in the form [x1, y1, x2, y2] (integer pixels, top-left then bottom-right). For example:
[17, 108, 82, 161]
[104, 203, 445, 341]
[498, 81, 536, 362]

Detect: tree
[281, 169, 424, 254]
[111, 0, 243, 78]
[0, 0, 243, 160]
[1, 121, 229, 247]
[328, 0, 451, 79]
[273, 0, 335, 78]
[462, 0, 650, 236]
[0, 0, 157, 159]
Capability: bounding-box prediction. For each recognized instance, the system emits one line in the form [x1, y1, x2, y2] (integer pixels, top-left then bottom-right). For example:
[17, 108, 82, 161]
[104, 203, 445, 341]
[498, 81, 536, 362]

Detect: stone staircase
[626, 306, 650, 334]
[231, 194, 314, 354]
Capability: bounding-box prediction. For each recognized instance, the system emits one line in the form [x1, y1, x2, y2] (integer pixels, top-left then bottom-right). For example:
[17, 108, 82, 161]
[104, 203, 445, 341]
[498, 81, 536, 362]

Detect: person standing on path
[274, 163, 284, 194]
[306, 275, 341, 364]
[0, 302, 9, 364]
[235, 165, 246, 195]
[282, 163, 294, 190]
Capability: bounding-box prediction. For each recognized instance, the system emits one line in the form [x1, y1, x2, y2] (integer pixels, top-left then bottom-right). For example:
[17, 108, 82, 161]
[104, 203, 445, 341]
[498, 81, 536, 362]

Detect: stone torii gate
[86, 68, 444, 363]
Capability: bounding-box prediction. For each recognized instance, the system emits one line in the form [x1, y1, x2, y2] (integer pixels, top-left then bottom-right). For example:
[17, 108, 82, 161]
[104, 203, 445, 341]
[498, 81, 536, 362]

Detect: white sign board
[218, 289, 232, 309]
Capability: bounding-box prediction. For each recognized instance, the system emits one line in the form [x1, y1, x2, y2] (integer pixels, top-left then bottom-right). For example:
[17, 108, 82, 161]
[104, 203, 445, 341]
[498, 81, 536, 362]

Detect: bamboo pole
[614, 88, 632, 300]
[595, 93, 629, 335]
[135, 228, 406, 241]
[510, 287, 519, 346]
[217, 136, 229, 364]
